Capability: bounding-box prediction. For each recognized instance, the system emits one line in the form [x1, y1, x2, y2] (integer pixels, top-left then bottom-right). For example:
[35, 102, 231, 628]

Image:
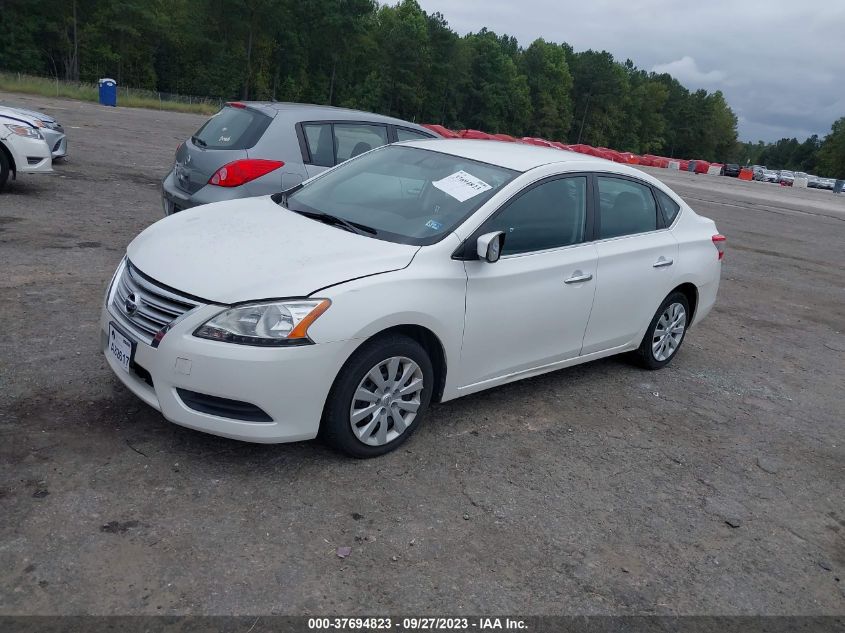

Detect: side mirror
[476, 231, 505, 263]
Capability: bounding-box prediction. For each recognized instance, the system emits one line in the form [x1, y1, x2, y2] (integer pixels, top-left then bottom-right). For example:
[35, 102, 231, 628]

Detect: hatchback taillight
[712, 234, 726, 260]
[208, 159, 285, 187]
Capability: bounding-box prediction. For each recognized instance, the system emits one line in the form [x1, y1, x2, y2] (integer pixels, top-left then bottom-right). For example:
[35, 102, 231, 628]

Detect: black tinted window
[654, 188, 681, 225]
[485, 177, 587, 255]
[334, 123, 388, 162]
[396, 128, 433, 142]
[597, 177, 658, 239]
[193, 105, 271, 150]
[303, 123, 334, 167]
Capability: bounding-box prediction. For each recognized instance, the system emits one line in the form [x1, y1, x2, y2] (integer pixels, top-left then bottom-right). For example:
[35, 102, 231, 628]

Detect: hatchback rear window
[192, 105, 272, 150]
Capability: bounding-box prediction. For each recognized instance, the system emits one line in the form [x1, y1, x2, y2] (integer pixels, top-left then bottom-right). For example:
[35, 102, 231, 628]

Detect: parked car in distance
[761, 169, 779, 183]
[751, 166, 765, 180]
[819, 177, 836, 190]
[0, 104, 67, 159]
[723, 163, 740, 177]
[161, 102, 440, 216]
[807, 175, 821, 188]
[106, 140, 724, 457]
[778, 170, 794, 185]
[0, 108, 53, 191]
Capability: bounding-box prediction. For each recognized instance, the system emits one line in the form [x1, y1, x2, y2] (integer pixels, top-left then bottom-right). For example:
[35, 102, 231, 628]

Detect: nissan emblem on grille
[110, 262, 201, 345]
[124, 292, 138, 315]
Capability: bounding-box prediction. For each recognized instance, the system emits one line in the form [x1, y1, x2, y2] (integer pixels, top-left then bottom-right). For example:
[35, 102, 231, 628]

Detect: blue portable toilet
[98, 78, 117, 107]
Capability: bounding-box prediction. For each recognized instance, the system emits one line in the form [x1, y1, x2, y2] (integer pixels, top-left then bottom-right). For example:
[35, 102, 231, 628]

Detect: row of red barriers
[421, 124, 722, 174]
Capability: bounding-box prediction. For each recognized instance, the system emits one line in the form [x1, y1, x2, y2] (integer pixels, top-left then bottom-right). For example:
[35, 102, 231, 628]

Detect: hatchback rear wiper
[191, 135, 207, 148]
[292, 209, 377, 236]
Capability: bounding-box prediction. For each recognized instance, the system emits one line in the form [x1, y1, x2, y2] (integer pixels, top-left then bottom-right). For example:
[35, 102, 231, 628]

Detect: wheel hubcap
[349, 356, 424, 446]
[652, 302, 686, 362]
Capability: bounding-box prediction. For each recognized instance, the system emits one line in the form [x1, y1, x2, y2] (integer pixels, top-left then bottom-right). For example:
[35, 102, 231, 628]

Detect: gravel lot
[1, 91, 843, 616]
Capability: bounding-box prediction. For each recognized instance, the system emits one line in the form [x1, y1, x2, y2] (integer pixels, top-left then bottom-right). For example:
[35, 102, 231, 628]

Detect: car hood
[127, 196, 420, 304]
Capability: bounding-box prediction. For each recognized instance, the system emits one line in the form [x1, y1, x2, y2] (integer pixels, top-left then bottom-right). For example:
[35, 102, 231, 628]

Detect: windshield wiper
[292, 209, 377, 236]
[191, 135, 207, 148]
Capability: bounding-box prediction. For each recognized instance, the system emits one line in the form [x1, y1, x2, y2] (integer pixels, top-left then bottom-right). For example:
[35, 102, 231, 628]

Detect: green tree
[520, 39, 573, 140]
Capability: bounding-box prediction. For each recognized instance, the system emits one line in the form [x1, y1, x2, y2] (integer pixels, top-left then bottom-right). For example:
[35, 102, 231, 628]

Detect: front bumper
[100, 301, 359, 443]
[3, 134, 53, 174]
[40, 128, 67, 159]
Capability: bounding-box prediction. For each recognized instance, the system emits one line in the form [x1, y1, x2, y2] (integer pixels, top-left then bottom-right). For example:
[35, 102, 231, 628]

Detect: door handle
[653, 257, 674, 268]
[564, 271, 593, 284]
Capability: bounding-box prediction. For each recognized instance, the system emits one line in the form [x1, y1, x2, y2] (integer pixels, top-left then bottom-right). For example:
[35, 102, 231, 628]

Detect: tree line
[0, 0, 842, 175]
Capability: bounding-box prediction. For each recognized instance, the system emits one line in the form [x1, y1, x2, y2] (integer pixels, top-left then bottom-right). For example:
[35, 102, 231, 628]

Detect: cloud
[416, 0, 845, 142]
[651, 56, 726, 86]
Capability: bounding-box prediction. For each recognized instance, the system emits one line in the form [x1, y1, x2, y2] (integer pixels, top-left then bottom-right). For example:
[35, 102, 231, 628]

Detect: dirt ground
[1, 91, 843, 616]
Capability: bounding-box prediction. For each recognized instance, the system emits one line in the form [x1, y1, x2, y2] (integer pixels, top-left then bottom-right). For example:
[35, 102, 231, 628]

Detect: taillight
[712, 234, 726, 260]
[226, 101, 247, 109]
[208, 159, 284, 187]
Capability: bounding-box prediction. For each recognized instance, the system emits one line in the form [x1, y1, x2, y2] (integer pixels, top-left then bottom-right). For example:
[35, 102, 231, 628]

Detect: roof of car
[238, 102, 432, 131]
[401, 138, 617, 172]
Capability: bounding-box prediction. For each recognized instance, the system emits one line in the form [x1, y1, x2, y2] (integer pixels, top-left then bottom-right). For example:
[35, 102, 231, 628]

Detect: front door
[459, 176, 598, 388]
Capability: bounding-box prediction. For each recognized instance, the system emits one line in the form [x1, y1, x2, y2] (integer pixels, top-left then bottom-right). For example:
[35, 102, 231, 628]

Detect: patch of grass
[0, 72, 218, 115]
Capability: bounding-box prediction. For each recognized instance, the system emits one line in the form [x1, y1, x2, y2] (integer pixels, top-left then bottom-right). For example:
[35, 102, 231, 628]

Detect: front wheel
[634, 292, 690, 370]
[321, 334, 434, 458]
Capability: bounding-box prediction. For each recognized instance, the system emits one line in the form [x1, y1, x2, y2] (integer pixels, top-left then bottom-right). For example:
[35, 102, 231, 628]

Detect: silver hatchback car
[161, 102, 439, 215]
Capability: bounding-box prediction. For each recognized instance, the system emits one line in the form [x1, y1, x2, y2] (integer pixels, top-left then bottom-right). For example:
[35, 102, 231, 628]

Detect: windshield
[284, 145, 517, 245]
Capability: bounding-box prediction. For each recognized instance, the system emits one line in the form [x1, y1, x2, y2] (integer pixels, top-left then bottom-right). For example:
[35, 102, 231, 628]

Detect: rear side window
[396, 128, 433, 142]
[334, 124, 388, 162]
[302, 122, 390, 167]
[597, 177, 658, 239]
[654, 188, 681, 225]
[192, 105, 272, 150]
[485, 177, 587, 255]
[303, 123, 334, 167]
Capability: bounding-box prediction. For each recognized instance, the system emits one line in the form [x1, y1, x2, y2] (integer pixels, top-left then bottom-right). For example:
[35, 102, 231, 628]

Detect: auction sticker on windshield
[108, 323, 134, 373]
[432, 170, 492, 202]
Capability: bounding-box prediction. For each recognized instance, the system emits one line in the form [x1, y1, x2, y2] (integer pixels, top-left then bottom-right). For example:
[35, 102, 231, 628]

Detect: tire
[0, 147, 10, 192]
[633, 291, 690, 370]
[320, 334, 434, 458]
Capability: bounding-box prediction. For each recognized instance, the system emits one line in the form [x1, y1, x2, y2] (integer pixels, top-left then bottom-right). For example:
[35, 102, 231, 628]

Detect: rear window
[192, 105, 272, 150]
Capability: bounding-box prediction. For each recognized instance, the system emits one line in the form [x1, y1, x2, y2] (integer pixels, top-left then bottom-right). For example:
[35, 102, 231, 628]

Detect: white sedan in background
[101, 140, 724, 457]
[0, 108, 53, 191]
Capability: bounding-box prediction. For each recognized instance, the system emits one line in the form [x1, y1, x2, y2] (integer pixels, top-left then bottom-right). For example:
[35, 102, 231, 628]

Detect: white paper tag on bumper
[432, 170, 492, 202]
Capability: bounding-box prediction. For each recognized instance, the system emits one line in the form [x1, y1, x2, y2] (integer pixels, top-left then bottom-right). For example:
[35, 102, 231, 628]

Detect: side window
[484, 177, 587, 256]
[334, 123, 388, 163]
[654, 188, 681, 225]
[596, 176, 658, 239]
[396, 127, 433, 142]
[302, 123, 334, 167]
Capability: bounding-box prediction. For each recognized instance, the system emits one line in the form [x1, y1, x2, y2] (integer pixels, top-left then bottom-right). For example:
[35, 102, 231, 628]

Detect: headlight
[194, 299, 331, 346]
[5, 124, 43, 139]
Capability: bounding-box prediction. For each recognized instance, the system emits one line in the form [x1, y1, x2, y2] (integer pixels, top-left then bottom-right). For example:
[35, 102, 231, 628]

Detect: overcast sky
[416, 0, 845, 142]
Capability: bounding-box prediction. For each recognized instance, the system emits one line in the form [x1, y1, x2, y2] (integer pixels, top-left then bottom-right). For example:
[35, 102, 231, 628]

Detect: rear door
[580, 174, 679, 355]
[175, 104, 272, 194]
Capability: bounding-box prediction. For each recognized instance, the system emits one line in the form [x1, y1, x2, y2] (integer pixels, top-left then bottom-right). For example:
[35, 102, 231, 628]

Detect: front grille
[110, 262, 201, 344]
[176, 389, 273, 422]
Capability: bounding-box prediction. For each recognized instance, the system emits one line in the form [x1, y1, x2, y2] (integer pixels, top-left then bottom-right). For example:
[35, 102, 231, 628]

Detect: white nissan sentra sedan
[101, 140, 724, 457]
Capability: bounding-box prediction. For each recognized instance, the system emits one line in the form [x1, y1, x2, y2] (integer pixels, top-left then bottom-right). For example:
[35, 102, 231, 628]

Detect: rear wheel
[634, 292, 690, 370]
[0, 148, 10, 192]
[321, 334, 434, 458]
